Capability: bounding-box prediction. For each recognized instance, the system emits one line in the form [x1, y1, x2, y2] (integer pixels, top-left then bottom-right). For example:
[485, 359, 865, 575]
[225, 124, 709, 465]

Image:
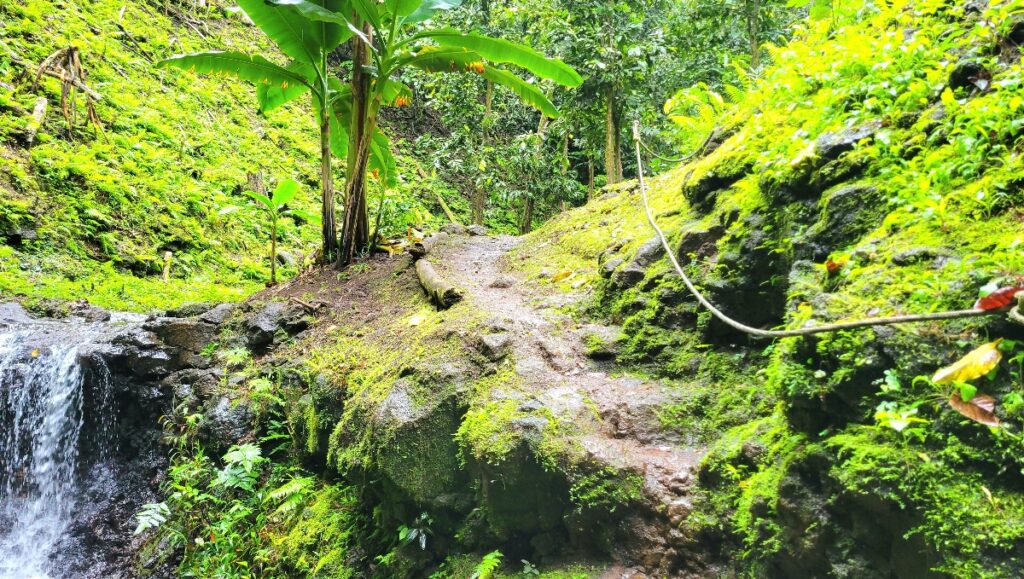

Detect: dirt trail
[433, 234, 707, 577]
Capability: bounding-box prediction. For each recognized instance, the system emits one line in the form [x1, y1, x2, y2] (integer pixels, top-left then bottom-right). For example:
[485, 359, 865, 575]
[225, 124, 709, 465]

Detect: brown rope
[631, 120, 1006, 339]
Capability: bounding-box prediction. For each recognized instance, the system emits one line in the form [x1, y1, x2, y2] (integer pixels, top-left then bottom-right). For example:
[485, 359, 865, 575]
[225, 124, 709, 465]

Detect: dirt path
[433, 234, 707, 577]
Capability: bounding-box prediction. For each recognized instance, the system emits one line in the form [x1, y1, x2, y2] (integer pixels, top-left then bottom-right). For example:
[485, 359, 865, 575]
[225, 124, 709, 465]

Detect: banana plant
[158, 0, 581, 266]
[245, 177, 316, 285]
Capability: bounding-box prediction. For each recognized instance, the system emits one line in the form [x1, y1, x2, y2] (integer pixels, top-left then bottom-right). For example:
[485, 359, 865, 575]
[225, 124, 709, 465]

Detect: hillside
[2, 0, 1024, 577]
[0, 0, 464, 311]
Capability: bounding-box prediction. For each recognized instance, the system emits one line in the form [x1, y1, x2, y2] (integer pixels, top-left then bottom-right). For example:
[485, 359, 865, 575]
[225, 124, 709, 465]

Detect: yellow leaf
[551, 270, 573, 283]
[31, 348, 39, 358]
[932, 340, 1003, 385]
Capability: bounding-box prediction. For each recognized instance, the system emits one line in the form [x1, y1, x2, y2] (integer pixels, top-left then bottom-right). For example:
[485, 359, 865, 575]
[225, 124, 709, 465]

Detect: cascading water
[0, 317, 117, 579]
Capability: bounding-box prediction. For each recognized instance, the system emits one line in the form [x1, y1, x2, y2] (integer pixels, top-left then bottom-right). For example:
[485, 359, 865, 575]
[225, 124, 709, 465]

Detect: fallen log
[409, 232, 447, 260]
[416, 259, 462, 309]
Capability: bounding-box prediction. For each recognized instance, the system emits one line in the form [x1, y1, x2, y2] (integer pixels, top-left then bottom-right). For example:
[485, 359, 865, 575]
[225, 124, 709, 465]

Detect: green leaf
[236, 0, 349, 64]
[245, 190, 274, 210]
[286, 208, 322, 224]
[381, 79, 412, 105]
[272, 178, 301, 206]
[257, 60, 314, 112]
[959, 382, 978, 403]
[350, 0, 381, 29]
[157, 51, 311, 91]
[406, 0, 463, 23]
[268, 0, 371, 47]
[369, 129, 397, 186]
[405, 46, 560, 115]
[481, 66, 558, 117]
[386, 0, 422, 18]
[403, 46, 484, 72]
[422, 30, 582, 86]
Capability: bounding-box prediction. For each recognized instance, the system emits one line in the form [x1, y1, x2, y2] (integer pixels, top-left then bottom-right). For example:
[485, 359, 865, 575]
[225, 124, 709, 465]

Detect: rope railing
[630, 120, 1014, 339]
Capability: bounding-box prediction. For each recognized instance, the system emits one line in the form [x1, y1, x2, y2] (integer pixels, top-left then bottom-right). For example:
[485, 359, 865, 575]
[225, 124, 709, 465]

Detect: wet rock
[677, 224, 724, 263]
[949, 59, 988, 93]
[199, 303, 237, 325]
[479, 333, 511, 361]
[1, 227, 37, 247]
[816, 120, 882, 161]
[161, 368, 221, 402]
[488, 275, 516, 288]
[0, 302, 33, 324]
[67, 300, 111, 322]
[200, 396, 254, 451]
[580, 324, 621, 360]
[793, 184, 883, 261]
[600, 257, 624, 278]
[147, 319, 218, 354]
[440, 223, 467, 235]
[242, 301, 309, 350]
[892, 247, 946, 266]
[682, 159, 754, 210]
[666, 498, 692, 527]
[165, 302, 214, 318]
[612, 238, 665, 290]
[511, 415, 550, 444]
[467, 224, 488, 236]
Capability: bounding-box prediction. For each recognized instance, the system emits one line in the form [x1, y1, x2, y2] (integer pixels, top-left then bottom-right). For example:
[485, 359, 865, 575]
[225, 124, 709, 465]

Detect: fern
[471, 550, 503, 579]
[133, 502, 170, 535]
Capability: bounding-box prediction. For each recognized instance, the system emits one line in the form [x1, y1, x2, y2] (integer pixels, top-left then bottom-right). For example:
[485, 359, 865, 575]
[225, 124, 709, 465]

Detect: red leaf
[974, 286, 1024, 311]
[948, 392, 1000, 427]
[826, 259, 842, 274]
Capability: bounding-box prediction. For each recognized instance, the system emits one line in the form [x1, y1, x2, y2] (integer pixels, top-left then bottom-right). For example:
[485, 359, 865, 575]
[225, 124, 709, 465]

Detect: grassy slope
[0, 0, 464, 312]
[518, 0, 1024, 575]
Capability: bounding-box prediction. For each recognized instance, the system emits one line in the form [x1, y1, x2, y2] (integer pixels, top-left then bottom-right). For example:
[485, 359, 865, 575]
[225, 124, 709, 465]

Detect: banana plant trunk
[319, 102, 339, 264]
[339, 25, 374, 267]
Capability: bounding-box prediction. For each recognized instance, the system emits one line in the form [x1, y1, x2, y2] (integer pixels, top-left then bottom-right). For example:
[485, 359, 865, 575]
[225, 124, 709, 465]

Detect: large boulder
[242, 301, 310, 351]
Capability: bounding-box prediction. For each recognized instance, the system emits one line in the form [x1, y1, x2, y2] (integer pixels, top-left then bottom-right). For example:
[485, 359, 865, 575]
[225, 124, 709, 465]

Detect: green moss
[456, 398, 523, 465]
[568, 466, 643, 512]
[827, 428, 1024, 577]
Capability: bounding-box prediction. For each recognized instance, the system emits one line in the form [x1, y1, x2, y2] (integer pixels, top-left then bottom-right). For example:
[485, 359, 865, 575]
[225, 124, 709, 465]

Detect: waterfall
[0, 320, 115, 579]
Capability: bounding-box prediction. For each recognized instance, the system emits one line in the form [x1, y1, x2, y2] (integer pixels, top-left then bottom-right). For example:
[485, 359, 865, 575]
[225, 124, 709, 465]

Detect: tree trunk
[339, 25, 374, 267]
[520, 196, 534, 234]
[472, 80, 494, 226]
[319, 98, 338, 263]
[604, 88, 622, 185]
[747, 0, 761, 69]
[587, 157, 595, 199]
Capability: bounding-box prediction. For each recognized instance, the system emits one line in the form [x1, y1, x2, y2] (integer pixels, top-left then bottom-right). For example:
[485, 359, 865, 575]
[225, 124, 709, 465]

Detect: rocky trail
[431, 234, 709, 576]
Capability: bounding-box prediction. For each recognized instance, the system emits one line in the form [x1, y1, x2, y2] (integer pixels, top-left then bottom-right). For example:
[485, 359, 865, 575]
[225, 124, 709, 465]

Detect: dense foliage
[9, 0, 1024, 576]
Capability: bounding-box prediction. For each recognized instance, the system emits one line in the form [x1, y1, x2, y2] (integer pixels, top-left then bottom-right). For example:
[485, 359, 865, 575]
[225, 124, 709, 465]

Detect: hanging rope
[630, 121, 1007, 339]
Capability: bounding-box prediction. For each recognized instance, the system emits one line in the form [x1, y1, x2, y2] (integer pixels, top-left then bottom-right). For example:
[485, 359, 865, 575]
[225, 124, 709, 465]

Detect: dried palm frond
[33, 46, 103, 137]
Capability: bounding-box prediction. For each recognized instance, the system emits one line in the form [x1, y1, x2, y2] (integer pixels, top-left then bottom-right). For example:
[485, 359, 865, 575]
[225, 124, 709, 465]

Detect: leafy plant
[471, 550, 503, 579]
[245, 177, 316, 285]
[159, 0, 581, 265]
[133, 501, 171, 535]
[398, 512, 433, 550]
